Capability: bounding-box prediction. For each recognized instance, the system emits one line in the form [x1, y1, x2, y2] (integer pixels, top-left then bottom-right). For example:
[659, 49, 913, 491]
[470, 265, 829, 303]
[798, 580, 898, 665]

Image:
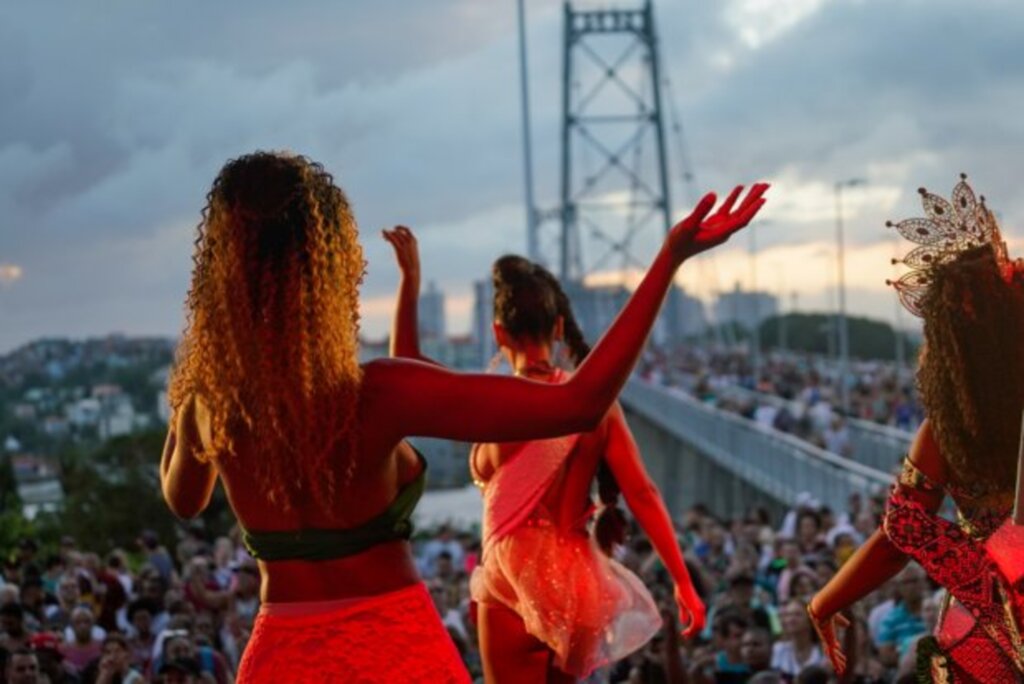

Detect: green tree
[55, 429, 233, 554]
[759, 313, 917, 360]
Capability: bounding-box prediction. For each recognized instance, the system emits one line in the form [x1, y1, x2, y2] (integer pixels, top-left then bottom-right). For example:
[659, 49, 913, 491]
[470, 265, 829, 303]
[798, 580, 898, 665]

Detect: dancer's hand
[667, 183, 769, 266]
[808, 603, 850, 675]
[382, 225, 420, 288]
[673, 584, 706, 639]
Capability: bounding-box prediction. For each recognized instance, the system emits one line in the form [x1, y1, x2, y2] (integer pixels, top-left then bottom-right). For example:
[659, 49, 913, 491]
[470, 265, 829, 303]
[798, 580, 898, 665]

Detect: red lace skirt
[237, 583, 471, 683]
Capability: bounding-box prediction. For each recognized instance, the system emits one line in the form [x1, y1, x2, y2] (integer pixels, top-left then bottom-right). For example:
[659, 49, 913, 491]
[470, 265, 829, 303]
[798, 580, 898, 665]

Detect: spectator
[44, 574, 82, 632]
[796, 663, 830, 684]
[229, 561, 259, 624]
[18, 577, 46, 634]
[4, 647, 41, 684]
[138, 532, 174, 585]
[210, 539, 235, 591]
[176, 522, 210, 568]
[1, 602, 30, 652]
[897, 593, 942, 680]
[775, 538, 812, 604]
[124, 598, 158, 674]
[62, 606, 104, 674]
[703, 569, 775, 641]
[876, 565, 928, 667]
[795, 511, 827, 558]
[157, 656, 202, 684]
[87, 633, 146, 684]
[788, 569, 819, 605]
[182, 558, 228, 615]
[41, 556, 65, 597]
[710, 611, 750, 683]
[740, 626, 775, 676]
[771, 599, 825, 676]
[159, 630, 231, 684]
[823, 417, 852, 457]
[136, 576, 170, 636]
[28, 631, 75, 684]
[420, 524, 464, 578]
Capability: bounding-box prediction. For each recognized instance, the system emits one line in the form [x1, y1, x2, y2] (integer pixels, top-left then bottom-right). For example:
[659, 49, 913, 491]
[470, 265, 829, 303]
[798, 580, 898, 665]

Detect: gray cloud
[1, 0, 1023, 352]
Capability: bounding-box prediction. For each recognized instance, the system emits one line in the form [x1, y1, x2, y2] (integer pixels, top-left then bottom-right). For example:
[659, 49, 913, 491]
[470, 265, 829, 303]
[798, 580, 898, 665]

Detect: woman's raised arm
[366, 185, 768, 444]
[383, 226, 442, 364]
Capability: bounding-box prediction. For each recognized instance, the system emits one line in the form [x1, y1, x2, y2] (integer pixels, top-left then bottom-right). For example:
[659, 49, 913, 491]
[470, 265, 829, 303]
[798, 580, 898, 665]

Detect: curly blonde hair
[168, 152, 365, 511]
[917, 245, 1024, 494]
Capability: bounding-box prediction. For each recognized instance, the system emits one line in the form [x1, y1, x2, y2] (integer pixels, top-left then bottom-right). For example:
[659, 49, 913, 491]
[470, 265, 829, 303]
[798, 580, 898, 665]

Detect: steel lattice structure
[554, 1, 674, 287]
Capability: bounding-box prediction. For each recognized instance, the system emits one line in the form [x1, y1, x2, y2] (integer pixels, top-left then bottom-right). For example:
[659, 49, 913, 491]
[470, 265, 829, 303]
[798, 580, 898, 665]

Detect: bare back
[174, 365, 428, 603]
[471, 368, 613, 533]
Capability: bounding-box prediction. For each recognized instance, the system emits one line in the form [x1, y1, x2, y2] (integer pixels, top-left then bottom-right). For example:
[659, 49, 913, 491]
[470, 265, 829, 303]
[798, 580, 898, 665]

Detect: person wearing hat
[29, 632, 75, 684]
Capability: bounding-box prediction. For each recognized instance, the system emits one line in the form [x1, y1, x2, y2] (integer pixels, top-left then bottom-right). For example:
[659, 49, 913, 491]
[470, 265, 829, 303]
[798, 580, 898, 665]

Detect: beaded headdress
[886, 173, 1017, 317]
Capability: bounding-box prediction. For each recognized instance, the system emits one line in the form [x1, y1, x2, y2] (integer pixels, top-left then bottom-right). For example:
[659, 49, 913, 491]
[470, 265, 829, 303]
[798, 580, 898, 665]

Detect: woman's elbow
[165, 494, 207, 520]
[565, 405, 604, 433]
[566, 392, 614, 432]
[162, 479, 208, 520]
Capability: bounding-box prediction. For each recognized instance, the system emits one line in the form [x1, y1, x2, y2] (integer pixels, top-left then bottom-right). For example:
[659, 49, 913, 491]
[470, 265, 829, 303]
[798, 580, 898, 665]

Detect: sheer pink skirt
[237, 583, 470, 683]
[470, 522, 661, 677]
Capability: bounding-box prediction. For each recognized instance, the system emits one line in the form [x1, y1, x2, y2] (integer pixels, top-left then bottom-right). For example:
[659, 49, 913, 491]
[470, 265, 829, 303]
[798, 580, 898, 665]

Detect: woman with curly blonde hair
[161, 150, 766, 682]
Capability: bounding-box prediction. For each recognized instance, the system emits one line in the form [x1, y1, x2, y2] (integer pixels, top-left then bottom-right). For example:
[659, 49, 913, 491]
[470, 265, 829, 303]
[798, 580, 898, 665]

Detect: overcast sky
[1, 0, 1022, 353]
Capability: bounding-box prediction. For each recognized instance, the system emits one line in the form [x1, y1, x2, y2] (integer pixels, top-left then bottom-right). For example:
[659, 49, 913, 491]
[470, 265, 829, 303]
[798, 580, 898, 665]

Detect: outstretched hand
[674, 585, 706, 639]
[668, 183, 769, 265]
[382, 225, 421, 287]
[809, 605, 850, 676]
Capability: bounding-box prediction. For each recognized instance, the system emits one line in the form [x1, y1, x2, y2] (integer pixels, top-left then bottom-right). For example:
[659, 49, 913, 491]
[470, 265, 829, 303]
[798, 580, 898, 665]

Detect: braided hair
[492, 255, 627, 556]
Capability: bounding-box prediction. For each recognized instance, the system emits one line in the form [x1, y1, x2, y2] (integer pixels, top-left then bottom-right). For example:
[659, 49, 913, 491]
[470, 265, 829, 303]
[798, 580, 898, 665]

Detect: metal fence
[621, 379, 893, 507]
[703, 383, 912, 474]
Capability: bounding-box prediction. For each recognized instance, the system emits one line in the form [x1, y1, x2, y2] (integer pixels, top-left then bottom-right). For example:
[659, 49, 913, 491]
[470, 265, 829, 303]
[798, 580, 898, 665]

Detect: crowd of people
[415, 493, 944, 684]
[0, 525, 259, 684]
[639, 348, 924, 456]
[1, 491, 942, 683]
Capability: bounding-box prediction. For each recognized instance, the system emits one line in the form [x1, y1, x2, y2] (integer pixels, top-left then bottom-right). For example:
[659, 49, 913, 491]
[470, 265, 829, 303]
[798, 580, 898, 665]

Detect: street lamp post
[835, 178, 866, 414]
[750, 221, 760, 386]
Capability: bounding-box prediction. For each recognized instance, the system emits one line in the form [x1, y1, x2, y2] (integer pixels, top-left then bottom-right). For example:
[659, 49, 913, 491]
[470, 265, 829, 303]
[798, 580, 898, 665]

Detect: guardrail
[621, 379, 893, 507]
[694, 382, 912, 473]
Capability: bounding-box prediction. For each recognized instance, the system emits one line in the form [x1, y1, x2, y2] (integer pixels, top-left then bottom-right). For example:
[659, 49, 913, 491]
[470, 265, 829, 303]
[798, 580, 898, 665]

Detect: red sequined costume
[883, 457, 1024, 682]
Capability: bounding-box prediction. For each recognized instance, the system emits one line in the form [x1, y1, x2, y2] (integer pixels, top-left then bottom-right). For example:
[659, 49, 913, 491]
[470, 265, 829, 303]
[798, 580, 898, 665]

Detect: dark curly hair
[916, 245, 1024, 494]
[492, 256, 626, 555]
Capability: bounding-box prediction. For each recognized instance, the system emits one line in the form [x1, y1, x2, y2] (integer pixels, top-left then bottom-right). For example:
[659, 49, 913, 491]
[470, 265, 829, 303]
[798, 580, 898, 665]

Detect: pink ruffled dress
[469, 370, 661, 677]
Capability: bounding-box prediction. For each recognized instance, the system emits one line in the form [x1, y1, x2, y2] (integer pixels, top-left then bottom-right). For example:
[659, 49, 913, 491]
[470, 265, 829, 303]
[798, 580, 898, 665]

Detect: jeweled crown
[886, 173, 1012, 317]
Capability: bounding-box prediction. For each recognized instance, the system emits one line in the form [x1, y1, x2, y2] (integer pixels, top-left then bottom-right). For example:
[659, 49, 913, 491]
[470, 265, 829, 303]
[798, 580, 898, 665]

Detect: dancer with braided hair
[163, 152, 765, 682]
[384, 230, 715, 682]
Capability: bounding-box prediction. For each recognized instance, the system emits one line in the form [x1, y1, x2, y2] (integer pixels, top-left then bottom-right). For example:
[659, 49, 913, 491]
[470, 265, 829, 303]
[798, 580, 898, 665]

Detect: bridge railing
[621, 379, 893, 507]
[689, 381, 912, 474]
